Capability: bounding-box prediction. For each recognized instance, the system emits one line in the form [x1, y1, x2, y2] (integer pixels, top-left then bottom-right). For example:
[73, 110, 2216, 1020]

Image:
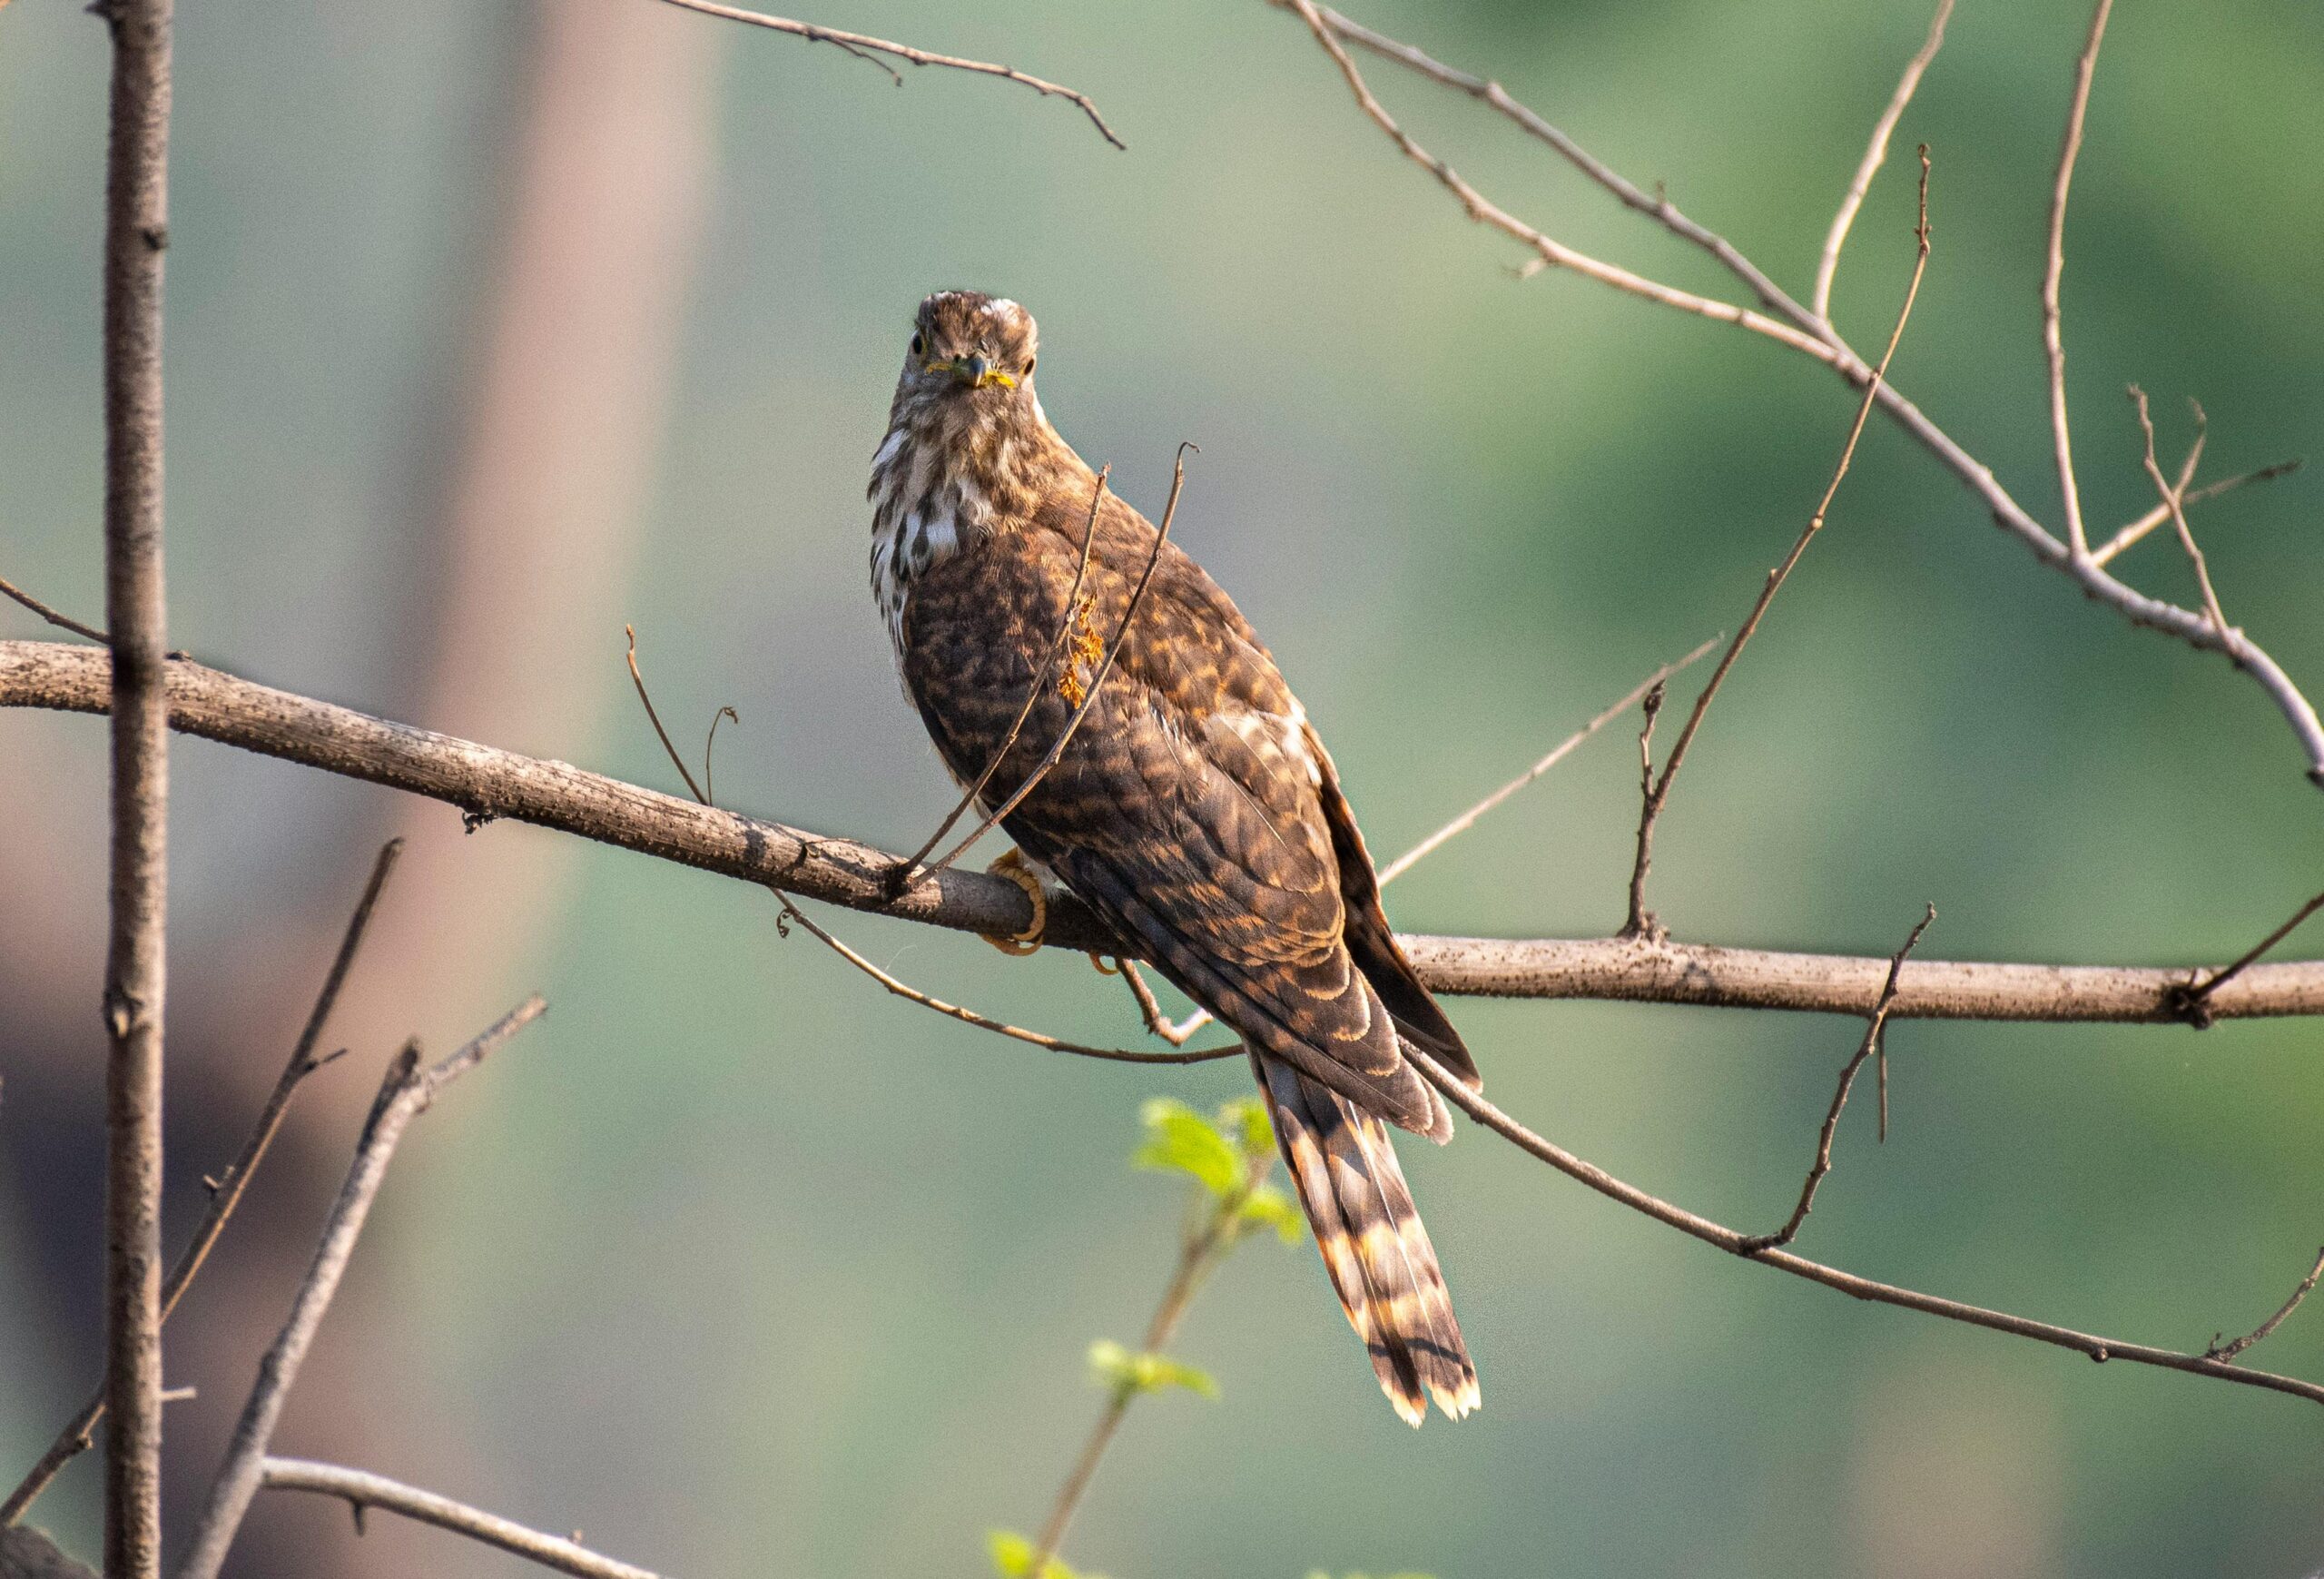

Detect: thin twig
[920, 444, 1194, 883]
[2207, 1248, 2324, 1364]
[1624, 152, 1932, 937]
[1285, 2, 2324, 787]
[703, 705, 738, 807]
[1403, 1046, 2324, 1409]
[2131, 387, 2231, 635]
[890, 466, 1111, 893]
[1118, 957, 1204, 1046]
[652, 0, 1125, 148]
[2091, 458, 2302, 567]
[173, 999, 548, 1579]
[260, 1458, 659, 1579]
[1739, 904, 1935, 1253]
[1027, 1146, 1272, 1574]
[98, 0, 176, 1563]
[2171, 887, 2324, 1028]
[625, 626, 707, 804]
[1376, 636, 1718, 886]
[0, 571, 110, 644]
[2043, 0, 2112, 558]
[1812, 0, 1951, 321]
[1, 840, 402, 1529]
[12, 637, 2324, 1020]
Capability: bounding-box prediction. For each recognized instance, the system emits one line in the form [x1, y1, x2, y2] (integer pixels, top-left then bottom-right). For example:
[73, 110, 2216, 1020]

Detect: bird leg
[980, 846, 1048, 956]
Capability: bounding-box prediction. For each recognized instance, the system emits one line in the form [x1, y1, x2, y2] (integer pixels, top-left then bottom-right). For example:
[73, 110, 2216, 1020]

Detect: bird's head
[897, 291, 1039, 409]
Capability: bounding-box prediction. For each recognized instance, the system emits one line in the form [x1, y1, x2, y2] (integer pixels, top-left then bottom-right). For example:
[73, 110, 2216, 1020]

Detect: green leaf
[1218, 1095, 1275, 1160]
[1087, 1338, 1219, 1400]
[987, 1530, 1084, 1579]
[1236, 1182, 1305, 1244]
[1134, 1098, 1239, 1198]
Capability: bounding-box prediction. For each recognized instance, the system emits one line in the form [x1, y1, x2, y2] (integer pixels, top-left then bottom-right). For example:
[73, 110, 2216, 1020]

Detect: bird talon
[1087, 952, 1119, 976]
[981, 848, 1046, 955]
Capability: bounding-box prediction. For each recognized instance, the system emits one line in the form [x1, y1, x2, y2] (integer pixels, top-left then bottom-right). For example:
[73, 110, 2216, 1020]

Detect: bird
[869, 290, 1481, 1426]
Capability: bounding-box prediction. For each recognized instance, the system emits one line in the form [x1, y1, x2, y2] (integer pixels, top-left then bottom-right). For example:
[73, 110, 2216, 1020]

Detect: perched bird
[870, 290, 1481, 1425]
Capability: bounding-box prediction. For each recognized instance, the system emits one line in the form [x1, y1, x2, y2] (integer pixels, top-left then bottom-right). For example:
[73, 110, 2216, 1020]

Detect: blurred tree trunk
[0, 1, 717, 1571]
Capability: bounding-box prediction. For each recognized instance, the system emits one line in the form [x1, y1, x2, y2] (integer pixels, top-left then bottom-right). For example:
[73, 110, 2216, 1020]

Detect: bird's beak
[923, 354, 1017, 390]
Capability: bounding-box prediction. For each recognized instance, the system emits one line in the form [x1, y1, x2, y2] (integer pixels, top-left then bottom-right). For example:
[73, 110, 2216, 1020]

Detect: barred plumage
[872, 291, 1483, 1424]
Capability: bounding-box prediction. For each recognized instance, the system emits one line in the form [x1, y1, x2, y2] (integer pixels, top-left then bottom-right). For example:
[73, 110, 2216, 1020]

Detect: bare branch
[1403, 1046, 2324, 1410]
[0, 570, 109, 645]
[2208, 1247, 2324, 1364]
[1377, 637, 1718, 886]
[1625, 153, 1931, 937]
[652, 0, 1125, 149]
[96, 0, 176, 1562]
[1279, 4, 2324, 787]
[1739, 904, 1935, 1254]
[2131, 387, 2231, 635]
[259, 1458, 658, 1579]
[919, 444, 1193, 883]
[174, 999, 548, 1579]
[10, 639, 2324, 1021]
[2043, 0, 2113, 558]
[1813, 0, 1951, 321]
[2, 841, 402, 1528]
[891, 466, 1111, 892]
[2169, 886, 2324, 1028]
[2091, 457, 2302, 568]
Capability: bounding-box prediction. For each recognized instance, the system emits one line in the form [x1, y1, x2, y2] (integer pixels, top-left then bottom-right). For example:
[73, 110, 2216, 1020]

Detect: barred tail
[1256, 1053, 1480, 1426]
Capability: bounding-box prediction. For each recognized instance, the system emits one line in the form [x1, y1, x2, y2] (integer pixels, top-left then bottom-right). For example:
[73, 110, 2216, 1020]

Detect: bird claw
[981, 848, 1046, 955]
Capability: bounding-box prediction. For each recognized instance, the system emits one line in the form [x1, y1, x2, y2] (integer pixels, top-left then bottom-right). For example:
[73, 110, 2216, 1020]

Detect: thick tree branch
[96, 0, 175, 1566]
[174, 999, 547, 1579]
[258, 1458, 658, 1579]
[652, 0, 1124, 148]
[5, 640, 2322, 1023]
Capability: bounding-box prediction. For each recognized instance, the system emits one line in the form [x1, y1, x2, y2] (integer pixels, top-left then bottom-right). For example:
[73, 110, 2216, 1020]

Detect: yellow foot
[981, 847, 1047, 956]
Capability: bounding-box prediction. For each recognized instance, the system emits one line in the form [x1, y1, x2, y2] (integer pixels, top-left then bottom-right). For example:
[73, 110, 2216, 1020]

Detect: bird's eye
[1022, 356, 1035, 377]
[910, 333, 925, 357]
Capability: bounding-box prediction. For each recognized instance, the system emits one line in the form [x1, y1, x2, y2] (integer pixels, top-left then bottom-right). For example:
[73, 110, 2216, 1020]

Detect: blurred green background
[4, 0, 2322, 1574]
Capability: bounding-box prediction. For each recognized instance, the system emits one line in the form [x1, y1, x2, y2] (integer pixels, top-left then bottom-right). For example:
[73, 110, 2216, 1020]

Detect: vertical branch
[96, 0, 175, 1570]
[1811, 0, 1951, 322]
[2043, 0, 2113, 558]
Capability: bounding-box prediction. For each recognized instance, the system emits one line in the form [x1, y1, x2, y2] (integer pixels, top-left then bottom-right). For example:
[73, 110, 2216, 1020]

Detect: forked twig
[2207, 1248, 2324, 1364]
[652, 0, 1126, 148]
[1403, 1046, 2324, 1409]
[175, 1000, 549, 1579]
[1739, 904, 1934, 1254]
[2043, 0, 2113, 558]
[2, 841, 404, 1528]
[1624, 152, 1933, 937]
[889, 466, 1112, 894]
[2131, 387, 2230, 635]
[261, 1458, 658, 1579]
[2092, 458, 2302, 568]
[917, 444, 1195, 884]
[2170, 887, 2324, 1028]
[1812, 0, 1951, 321]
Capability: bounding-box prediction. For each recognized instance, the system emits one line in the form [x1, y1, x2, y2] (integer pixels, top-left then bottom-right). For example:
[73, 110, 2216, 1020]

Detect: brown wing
[901, 487, 1458, 1136]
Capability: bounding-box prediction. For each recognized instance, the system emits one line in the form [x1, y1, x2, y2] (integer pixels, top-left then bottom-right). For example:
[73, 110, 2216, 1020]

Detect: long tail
[1256, 1052, 1480, 1426]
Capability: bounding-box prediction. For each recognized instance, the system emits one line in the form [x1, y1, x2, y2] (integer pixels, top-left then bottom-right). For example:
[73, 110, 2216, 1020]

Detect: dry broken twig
[1739, 904, 1935, 1254]
[1623, 150, 1932, 939]
[11, 638, 2324, 1021]
[259, 1458, 659, 1579]
[174, 998, 548, 1579]
[1, 841, 403, 1528]
[2206, 1248, 2324, 1364]
[653, 0, 1124, 148]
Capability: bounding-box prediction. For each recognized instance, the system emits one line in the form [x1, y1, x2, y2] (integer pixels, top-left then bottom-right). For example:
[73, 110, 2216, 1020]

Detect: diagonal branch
[259, 1458, 659, 1579]
[1, 840, 403, 1528]
[1624, 153, 1931, 937]
[0, 570, 110, 645]
[1276, 1, 2324, 789]
[2206, 1248, 2324, 1364]
[1813, 0, 1951, 321]
[2092, 457, 2301, 568]
[652, 0, 1125, 148]
[10, 638, 2324, 1021]
[2131, 387, 2230, 635]
[173, 999, 548, 1579]
[1402, 1045, 2324, 1410]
